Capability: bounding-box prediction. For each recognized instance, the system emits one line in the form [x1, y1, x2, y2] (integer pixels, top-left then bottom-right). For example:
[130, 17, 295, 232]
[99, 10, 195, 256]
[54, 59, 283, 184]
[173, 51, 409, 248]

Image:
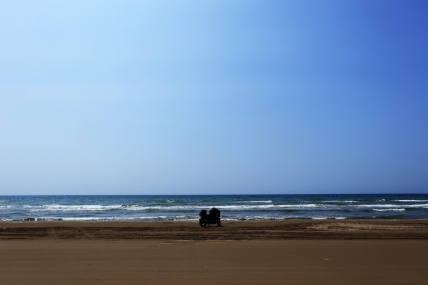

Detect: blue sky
[1, 0, 427, 195]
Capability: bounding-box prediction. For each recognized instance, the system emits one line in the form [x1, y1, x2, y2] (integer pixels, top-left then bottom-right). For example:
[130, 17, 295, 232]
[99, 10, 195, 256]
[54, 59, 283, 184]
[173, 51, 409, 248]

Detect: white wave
[394, 200, 428, 203]
[248, 200, 273, 204]
[127, 204, 267, 211]
[324, 200, 357, 203]
[405, 203, 428, 208]
[312, 217, 347, 220]
[22, 202, 428, 214]
[59, 215, 198, 221]
[278, 204, 320, 208]
[24, 204, 124, 212]
[355, 203, 428, 209]
[356, 204, 400, 208]
[19, 203, 331, 213]
[127, 204, 268, 211]
[373, 208, 405, 212]
[125, 205, 203, 211]
[0, 218, 14, 221]
[219, 204, 322, 210]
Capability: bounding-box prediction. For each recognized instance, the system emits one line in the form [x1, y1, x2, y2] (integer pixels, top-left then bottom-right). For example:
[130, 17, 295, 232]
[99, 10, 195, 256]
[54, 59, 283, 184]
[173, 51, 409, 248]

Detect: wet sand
[1, 220, 428, 284]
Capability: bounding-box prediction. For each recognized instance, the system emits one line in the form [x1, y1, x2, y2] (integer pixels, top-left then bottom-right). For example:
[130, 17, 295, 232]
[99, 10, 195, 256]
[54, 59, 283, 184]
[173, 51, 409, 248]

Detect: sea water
[1, 194, 428, 222]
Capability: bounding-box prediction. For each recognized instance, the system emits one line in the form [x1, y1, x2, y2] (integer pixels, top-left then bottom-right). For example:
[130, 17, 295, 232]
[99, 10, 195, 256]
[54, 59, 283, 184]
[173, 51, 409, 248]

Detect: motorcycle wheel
[199, 219, 207, 227]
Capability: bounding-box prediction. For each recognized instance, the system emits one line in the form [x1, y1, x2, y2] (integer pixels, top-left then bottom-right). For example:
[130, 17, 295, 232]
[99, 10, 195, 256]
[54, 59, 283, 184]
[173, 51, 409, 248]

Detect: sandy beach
[1, 220, 428, 284]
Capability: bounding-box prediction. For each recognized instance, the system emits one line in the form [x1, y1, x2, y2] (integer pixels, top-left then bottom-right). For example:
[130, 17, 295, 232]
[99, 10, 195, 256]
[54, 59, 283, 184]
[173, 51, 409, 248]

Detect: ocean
[1, 194, 428, 222]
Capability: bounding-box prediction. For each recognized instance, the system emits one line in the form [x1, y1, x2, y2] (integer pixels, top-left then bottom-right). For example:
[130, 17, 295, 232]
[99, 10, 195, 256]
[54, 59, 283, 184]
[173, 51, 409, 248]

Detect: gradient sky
[1, 0, 427, 195]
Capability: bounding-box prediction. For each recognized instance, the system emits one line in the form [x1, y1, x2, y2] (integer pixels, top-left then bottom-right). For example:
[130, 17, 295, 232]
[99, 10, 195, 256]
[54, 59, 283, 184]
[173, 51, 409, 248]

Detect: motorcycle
[199, 207, 221, 227]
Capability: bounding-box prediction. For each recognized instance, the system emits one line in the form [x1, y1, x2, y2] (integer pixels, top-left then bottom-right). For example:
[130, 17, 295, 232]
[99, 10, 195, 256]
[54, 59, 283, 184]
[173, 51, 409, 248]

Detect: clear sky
[1, 0, 427, 195]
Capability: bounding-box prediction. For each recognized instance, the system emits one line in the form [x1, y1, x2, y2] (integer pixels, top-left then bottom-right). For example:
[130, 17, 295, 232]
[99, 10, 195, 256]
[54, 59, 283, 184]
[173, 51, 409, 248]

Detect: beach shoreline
[1, 219, 428, 240]
[2, 220, 428, 284]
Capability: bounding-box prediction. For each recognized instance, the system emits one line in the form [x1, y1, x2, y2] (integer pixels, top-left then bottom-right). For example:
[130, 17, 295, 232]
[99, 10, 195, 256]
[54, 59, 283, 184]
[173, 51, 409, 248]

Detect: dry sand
[1, 220, 428, 284]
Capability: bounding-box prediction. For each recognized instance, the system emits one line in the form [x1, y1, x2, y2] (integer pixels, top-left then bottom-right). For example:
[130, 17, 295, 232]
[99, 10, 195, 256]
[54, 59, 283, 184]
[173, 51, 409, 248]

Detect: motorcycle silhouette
[199, 207, 221, 227]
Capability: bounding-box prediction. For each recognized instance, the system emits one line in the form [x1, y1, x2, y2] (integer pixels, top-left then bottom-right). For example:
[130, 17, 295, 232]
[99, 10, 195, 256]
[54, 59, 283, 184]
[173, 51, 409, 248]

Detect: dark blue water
[1, 194, 428, 221]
